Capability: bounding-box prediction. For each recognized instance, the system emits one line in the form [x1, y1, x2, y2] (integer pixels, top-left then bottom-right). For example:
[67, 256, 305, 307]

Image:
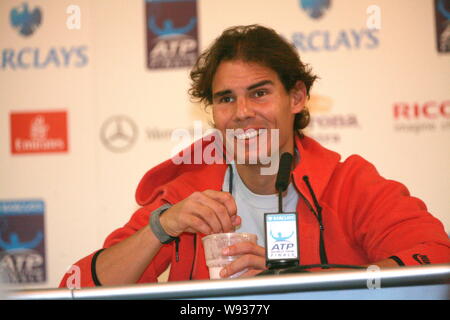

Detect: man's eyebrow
[247, 80, 274, 91]
[212, 89, 232, 100]
[212, 80, 274, 100]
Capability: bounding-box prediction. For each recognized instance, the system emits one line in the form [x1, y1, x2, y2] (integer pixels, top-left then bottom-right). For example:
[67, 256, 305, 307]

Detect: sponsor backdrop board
[0, 0, 449, 289]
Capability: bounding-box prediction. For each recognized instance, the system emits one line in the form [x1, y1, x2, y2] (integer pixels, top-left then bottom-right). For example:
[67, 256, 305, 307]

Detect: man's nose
[234, 97, 255, 121]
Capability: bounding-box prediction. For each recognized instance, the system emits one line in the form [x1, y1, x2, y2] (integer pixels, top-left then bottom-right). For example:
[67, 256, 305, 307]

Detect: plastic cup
[202, 232, 257, 280]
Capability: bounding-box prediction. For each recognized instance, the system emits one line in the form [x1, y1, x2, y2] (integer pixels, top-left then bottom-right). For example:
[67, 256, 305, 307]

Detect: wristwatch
[149, 204, 178, 244]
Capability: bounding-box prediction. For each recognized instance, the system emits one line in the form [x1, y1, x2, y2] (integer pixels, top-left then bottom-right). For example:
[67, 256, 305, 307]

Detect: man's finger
[223, 241, 265, 257]
[220, 254, 266, 278]
[193, 193, 234, 232]
[203, 190, 237, 217]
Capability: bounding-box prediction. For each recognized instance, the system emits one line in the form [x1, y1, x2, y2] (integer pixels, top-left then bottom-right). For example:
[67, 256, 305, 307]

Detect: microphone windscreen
[275, 152, 293, 192]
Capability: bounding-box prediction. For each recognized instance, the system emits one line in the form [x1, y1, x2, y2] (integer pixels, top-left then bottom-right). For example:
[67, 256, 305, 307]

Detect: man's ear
[289, 81, 307, 114]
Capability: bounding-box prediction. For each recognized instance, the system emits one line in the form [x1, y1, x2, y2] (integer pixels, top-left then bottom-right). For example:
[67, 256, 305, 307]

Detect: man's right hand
[159, 190, 240, 237]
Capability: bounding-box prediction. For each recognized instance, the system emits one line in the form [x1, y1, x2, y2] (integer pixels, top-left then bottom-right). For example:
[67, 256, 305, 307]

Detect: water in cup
[202, 232, 257, 279]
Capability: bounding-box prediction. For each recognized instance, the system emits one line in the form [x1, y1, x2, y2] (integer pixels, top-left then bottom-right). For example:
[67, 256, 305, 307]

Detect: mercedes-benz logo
[100, 115, 138, 153]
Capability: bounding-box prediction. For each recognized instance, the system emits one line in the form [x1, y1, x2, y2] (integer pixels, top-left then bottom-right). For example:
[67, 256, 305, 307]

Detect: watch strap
[149, 204, 178, 244]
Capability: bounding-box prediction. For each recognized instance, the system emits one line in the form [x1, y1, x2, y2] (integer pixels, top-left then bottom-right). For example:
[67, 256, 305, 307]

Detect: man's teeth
[234, 129, 263, 140]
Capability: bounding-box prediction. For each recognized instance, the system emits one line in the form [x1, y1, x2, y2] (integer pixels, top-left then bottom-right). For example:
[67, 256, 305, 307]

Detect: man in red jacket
[60, 25, 449, 288]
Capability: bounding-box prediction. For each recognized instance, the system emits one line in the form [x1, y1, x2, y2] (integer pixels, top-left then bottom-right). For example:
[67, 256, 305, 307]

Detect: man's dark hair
[189, 24, 317, 132]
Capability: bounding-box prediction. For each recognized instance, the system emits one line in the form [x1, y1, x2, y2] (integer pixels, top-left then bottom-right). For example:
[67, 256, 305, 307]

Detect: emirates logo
[10, 111, 68, 154]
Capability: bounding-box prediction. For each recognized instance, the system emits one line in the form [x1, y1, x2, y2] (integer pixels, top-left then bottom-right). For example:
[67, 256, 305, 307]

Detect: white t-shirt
[222, 163, 299, 247]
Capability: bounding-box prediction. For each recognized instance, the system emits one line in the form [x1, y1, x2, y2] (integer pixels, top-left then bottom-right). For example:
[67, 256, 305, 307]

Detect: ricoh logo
[393, 100, 450, 134]
[394, 101, 450, 120]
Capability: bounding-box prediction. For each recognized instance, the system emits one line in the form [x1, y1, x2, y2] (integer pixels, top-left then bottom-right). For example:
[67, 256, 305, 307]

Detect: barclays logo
[3, 3, 89, 70]
[292, 28, 379, 52]
[10, 3, 42, 37]
[1, 46, 88, 70]
[299, 0, 331, 19]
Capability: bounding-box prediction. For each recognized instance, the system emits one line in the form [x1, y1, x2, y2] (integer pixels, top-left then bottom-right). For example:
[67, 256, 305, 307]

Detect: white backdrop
[1, 0, 449, 289]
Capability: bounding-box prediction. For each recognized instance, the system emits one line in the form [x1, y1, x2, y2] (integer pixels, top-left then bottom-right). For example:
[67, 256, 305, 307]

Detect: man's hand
[219, 241, 267, 278]
[159, 190, 241, 237]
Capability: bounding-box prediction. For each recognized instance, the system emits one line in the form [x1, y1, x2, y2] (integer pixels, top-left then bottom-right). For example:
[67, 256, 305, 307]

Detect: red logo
[393, 101, 450, 119]
[10, 111, 68, 154]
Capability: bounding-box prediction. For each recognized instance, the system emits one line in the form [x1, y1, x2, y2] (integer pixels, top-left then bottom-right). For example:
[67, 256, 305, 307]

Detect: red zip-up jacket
[59, 135, 450, 287]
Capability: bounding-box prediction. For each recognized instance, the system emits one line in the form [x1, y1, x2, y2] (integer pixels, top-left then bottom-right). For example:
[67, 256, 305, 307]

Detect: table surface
[4, 263, 450, 300]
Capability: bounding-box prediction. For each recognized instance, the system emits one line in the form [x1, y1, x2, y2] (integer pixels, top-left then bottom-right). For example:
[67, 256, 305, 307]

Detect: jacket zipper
[189, 235, 197, 280]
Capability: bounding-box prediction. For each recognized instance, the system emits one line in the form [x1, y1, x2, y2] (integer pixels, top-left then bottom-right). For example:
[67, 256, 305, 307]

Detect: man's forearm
[95, 226, 163, 286]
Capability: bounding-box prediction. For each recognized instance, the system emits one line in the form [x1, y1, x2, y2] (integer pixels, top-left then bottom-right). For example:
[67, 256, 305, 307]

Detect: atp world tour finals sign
[145, 0, 199, 69]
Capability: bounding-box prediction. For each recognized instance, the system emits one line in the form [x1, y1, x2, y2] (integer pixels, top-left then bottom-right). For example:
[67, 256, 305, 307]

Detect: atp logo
[270, 231, 295, 251]
[435, 0, 450, 52]
[270, 231, 294, 242]
[0, 200, 46, 284]
[145, 0, 199, 69]
[0, 231, 43, 251]
[10, 3, 42, 37]
[299, 0, 331, 19]
[148, 17, 197, 37]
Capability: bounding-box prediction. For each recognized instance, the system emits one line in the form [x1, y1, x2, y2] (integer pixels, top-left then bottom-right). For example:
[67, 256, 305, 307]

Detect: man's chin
[233, 148, 277, 165]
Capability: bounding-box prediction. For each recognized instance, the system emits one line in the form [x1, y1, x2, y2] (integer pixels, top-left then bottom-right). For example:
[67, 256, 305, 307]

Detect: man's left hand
[219, 241, 267, 278]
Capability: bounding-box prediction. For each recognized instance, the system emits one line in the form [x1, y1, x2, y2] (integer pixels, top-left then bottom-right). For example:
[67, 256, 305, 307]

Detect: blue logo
[292, 29, 379, 52]
[434, 0, 450, 52]
[270, 230, 294, 241]
[10, 3, 42, 37]
[300, 0, 331, 19]
[0, 199, 46, 283]
[2, 4, 89, 71]
[0, 231, 43, 251]
[148, 17, 197, 37]
[438, 0, 450, 19]
[145, 0, 199, 69]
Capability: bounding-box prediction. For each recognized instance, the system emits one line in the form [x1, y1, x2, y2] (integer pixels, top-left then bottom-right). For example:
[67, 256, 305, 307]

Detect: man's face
[211, 59, 305, 167]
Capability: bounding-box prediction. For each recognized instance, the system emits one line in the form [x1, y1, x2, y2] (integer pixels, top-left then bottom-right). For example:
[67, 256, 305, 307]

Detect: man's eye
[253, 89, 268, 98]
[220, 96, 234, 103]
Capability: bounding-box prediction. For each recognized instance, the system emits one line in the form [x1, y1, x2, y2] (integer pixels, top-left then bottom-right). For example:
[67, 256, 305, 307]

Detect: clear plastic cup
[202, 232, 257, 279]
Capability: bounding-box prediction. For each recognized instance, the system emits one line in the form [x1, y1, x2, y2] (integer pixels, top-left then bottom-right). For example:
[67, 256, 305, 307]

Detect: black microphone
[275, 152, 293, 213]
[260, 152, 299, 273]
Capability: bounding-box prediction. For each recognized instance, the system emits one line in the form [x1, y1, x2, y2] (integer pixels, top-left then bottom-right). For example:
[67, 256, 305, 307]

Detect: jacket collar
[292, 134, 341, 205]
